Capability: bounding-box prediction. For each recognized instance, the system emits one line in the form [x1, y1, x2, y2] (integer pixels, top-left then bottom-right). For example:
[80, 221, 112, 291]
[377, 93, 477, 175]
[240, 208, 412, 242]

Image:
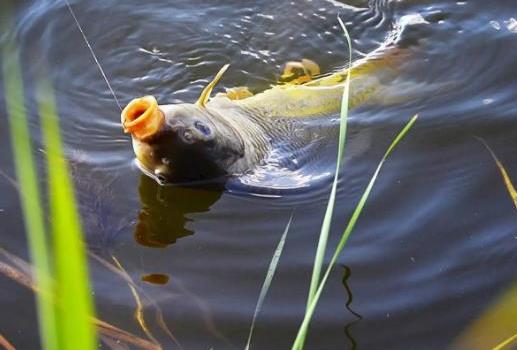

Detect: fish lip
[122, 96, 165, 140]
[134, 159, 168, 185]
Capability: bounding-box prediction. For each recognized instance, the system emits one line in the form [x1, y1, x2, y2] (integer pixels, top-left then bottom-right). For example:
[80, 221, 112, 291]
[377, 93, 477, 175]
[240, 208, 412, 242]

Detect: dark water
[1, 0, 517, 349]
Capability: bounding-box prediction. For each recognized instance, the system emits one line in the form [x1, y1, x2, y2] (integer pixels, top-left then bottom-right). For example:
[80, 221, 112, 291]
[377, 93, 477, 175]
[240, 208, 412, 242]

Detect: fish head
[121, 95, 244, 184]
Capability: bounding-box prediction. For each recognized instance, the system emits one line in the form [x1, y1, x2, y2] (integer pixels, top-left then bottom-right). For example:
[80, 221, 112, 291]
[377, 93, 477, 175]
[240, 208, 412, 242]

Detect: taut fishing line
[64, 0, 122, 111]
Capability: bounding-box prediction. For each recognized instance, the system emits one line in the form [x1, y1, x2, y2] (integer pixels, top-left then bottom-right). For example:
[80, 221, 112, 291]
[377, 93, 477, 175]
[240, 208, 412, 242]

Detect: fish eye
[194, 121, 211, 136]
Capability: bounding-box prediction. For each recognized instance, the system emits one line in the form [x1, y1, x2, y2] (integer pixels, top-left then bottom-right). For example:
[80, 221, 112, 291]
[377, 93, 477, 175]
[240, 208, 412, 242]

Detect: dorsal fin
[196, 64, 230, 107]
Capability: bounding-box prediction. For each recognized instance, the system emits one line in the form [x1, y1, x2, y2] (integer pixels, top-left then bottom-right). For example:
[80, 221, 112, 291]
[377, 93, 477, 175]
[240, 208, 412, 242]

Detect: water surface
[1, 0, 517, 349]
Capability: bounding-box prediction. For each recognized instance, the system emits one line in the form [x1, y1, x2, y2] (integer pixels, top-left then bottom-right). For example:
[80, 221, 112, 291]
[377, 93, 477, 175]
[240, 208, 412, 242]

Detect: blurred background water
[1, 0, 517, 348]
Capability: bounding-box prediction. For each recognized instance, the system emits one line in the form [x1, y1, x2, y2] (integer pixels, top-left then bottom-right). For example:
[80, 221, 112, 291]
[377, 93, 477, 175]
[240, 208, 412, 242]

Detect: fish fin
[224, 86, 254, 100]
[278, 59, 320, 85]
[196, 64, 230, 107]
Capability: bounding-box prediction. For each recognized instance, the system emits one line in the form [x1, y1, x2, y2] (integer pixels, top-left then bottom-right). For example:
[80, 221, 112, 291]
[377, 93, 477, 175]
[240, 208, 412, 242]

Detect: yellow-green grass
[1, 1, 97, 349]
[292, 17, 418, 349]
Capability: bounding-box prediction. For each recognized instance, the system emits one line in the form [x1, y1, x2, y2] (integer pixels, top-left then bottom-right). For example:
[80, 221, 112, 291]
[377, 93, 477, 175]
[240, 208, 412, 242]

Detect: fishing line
[63, 0, 122, 111]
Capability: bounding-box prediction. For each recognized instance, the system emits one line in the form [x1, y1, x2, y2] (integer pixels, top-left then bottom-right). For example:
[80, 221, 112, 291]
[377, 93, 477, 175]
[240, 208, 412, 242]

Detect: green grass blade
[245, 212, 294, 350]
[0, 4, 58, 350]
[37, 73, 98, 349]
[306, 15, 353, 309]
[292, 114, 418, 349]
[298, 17, 352, 350]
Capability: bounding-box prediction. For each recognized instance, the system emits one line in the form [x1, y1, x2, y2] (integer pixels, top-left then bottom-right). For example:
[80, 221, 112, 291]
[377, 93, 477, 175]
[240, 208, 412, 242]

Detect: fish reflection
[141, 273, 170, 285]
[134, 175, 223, 247]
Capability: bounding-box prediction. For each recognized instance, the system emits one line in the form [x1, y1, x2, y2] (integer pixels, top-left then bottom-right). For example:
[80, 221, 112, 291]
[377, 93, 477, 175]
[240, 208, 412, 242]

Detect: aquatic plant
[448, 138, 517, 350]
[292, 18, 417, 349]
[1, 2, 97, 349]
[293, 113, 418, 349]
[0, 247, 162, 349]
[246, 213, 294, 350]
[476, 137, 517, 211]
[245, 17, 418, 350]
[37, 73, 98, 350]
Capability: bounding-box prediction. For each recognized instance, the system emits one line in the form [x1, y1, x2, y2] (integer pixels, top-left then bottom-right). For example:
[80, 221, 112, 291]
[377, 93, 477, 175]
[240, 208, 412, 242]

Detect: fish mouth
[121, 95, 165, 140]
[134, 159, 169, 185]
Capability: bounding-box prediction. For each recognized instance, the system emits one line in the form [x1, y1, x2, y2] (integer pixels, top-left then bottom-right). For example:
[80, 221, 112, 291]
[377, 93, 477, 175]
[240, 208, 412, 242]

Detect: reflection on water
[134, 175, 222, 247]
[342, 265, 362, 350]
[141, 273, 170, 285]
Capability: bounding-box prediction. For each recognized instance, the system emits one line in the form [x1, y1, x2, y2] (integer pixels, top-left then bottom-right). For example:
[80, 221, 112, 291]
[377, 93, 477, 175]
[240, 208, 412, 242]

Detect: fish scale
[124, 27, 412, 183]
[232, 49, 402, 121]
[211, 45, 405, 174]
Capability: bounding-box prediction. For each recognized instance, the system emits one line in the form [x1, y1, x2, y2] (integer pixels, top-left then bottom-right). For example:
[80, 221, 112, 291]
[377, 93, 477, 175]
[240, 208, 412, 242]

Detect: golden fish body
[122, 44, 409, 183]
[216, 46, 407, 119]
